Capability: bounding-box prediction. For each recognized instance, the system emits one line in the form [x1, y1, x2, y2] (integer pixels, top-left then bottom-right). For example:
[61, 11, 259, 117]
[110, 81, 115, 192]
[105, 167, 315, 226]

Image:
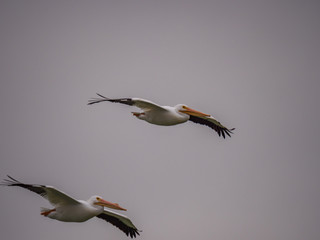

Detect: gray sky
[1, 0, 320, 239]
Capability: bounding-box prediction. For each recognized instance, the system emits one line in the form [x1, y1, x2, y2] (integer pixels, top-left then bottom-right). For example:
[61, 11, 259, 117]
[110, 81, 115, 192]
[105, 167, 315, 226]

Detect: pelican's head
[89, 195, 127, 211]
[176, 104, 211, 118]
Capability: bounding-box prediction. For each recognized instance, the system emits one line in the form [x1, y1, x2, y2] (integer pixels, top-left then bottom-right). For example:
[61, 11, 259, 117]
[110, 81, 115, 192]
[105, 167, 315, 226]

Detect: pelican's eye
[96, 197, 100, 200]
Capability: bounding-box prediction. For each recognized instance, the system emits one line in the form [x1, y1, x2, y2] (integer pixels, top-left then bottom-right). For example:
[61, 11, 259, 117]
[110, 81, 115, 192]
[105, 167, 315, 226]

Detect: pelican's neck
[80, 199, 104, 214]
[172, 105, 189, 118]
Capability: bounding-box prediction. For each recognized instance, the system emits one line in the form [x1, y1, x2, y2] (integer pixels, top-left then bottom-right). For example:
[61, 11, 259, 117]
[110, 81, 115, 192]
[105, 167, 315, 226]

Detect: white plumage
[1, 176, 140, 238]
[89, 94, 235, 138]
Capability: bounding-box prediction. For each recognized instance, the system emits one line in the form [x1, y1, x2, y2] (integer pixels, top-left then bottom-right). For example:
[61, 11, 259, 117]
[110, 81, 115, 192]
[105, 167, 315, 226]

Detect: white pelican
[88, 94, 235, 138]
[1, 176, 140, 238]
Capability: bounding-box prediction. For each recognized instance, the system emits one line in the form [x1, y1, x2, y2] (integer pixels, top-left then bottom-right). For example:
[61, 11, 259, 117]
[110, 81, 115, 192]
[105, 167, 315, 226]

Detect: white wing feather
[131, 98, 168, 112]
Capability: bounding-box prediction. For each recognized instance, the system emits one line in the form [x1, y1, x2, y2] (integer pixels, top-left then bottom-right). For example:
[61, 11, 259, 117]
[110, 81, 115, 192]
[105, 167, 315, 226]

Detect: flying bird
[88, 94, 235, 138]
[1, 175, 140, 238]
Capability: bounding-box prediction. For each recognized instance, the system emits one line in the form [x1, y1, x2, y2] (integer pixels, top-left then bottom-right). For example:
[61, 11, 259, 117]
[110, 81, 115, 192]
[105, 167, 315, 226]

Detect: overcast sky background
[1, 1, 320, 240]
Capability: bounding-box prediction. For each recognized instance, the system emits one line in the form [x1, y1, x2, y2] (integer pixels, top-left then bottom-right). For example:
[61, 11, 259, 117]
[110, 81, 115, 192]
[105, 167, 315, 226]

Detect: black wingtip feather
[188, 115, 234, 138]
[96, 213, 140, 238]
[88, 93, 110, 105]
[1, 175, 48, 198]
[1, 175, 20, 186]
[88, 94, 135, 106]
[96, 93, 109, 99]
[7, 175, 19, 182]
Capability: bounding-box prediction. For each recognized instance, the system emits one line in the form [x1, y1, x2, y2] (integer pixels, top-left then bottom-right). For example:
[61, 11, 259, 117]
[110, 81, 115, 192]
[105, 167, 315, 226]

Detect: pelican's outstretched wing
[96, 209, 140, 238]
[88, 93, 167, 112]
[1, 175, 80, 206]
[188, 115, 235, 138]
[89, 94, 234, 137]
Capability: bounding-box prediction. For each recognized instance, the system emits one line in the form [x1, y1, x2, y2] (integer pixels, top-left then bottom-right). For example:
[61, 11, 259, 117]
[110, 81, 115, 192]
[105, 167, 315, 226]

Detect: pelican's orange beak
[180, 106, 211, 118]
[95, 198, 127, 211]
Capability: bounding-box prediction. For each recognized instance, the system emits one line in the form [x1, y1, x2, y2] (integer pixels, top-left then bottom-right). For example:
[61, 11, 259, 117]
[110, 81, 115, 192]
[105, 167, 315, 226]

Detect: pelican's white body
[45, 199, 103, 222]
[135, 105, 189, 126]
